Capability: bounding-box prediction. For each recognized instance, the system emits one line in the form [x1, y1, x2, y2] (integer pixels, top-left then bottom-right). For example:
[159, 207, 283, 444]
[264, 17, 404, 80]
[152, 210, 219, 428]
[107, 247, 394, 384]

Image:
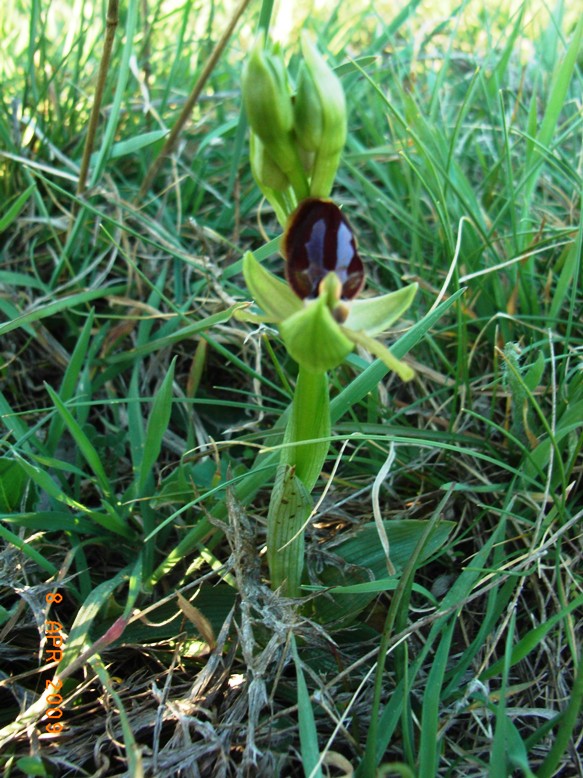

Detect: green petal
[344, 282, 418, 336]
[345, 328, 415, 381]
[280, 295, 354, 373]
[243, 251, 302, 322]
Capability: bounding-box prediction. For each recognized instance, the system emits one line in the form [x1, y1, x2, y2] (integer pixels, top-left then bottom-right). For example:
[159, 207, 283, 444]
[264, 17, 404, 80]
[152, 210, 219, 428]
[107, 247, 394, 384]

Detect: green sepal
[344, 328, 415, 381]
[250, 132, 289, 192]
[280, 294, 354, 373]
[242, 251, 302, 322]
[299, 32, 347, 198]
[345, 282, 418, 336]
[294, 61, 323, 152]
[248, 133, 294, 225]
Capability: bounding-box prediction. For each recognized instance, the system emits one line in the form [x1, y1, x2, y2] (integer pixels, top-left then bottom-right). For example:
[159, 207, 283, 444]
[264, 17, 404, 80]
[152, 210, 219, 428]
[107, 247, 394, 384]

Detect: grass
[0, 0, 581, 775]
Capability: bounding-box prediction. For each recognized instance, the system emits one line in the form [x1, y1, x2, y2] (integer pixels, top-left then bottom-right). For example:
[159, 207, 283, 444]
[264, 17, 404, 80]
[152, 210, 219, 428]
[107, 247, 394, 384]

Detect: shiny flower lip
[282, 198, 365, 301]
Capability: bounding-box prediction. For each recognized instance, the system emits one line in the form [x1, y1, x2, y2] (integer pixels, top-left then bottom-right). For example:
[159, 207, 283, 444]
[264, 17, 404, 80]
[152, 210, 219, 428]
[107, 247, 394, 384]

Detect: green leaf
[0, 183, 36, 232]
[523, 350, 544, 392]
[45, 384, 112, 499]
[1, 511, 98, 534]
[313, 520, 454, 625]
[15, 757, 47, 777]
[267, 464, 312, 597]
[0, 457, 31, 512]
[291, 635, 324, 778]
[282, 366, 330, 492]
[137, 358, 176, 496]
[90, 129, 169, 162]
[303, 578, 436, 603]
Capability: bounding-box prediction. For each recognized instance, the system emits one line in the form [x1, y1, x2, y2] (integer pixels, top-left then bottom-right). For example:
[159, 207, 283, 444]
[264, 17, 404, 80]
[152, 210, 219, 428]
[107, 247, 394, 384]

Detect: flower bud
[249, 132, 289, 192]
[242, 35, 309, 202]
[242, 35, 293, 147]
[293, 62, 323, 152]
[296, 33, 347, 198]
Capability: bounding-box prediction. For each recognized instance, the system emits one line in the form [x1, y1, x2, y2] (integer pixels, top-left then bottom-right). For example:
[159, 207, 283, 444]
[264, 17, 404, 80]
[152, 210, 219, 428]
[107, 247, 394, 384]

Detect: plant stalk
[267, 366, 330, 596]
[138, 0, 252, 199]
[77, 0, 119, 195]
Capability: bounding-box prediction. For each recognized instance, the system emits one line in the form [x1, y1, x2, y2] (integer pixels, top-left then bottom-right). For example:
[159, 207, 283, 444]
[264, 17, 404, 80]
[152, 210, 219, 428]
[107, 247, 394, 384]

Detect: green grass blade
[489, 609, 516, 777]
[417, 618, 456, 776]
[137, 357, 176, 496]
[0, 183, 36, 231]
[92, 129, 169, 162]
[291, 635, 324, 778]
[480, 592, 583, 682]
[46, 310, 95, 454]
[0, 522, 58, 576]
[45, 383, 112, 499]
[0, 285, 126, 337]
[536, 14, 583, 156]
[58, 565, 131, 671]
[369, 517, 509, 765]
[536, 657, 583, 778]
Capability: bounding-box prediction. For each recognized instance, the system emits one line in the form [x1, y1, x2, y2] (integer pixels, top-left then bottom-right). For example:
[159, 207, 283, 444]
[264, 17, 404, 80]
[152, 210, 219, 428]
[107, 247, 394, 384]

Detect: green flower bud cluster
[242, 32, 347, 224]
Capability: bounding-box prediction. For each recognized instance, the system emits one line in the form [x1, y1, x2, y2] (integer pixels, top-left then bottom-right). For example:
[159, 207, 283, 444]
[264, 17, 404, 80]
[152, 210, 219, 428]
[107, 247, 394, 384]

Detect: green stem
[267, 366, 330, 596]
[282, 367, 330, 491]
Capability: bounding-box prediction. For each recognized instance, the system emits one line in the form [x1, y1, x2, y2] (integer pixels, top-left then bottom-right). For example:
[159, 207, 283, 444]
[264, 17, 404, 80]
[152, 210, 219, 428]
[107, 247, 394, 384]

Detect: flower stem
[267, 366, 330, 595]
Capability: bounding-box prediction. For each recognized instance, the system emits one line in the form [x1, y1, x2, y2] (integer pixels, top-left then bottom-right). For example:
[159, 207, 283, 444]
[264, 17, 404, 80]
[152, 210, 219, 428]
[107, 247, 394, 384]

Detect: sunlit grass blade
[0, 522, 58, 577]
[0, 286, 126, 338]
[58, 565, 132, 672]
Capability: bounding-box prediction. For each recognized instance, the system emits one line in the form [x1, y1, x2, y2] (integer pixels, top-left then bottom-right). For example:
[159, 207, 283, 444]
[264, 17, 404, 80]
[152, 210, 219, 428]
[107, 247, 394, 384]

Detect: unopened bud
[250, 132, 289, 191]
[242, 35, 293, 147]
[296, 33, 347, 198]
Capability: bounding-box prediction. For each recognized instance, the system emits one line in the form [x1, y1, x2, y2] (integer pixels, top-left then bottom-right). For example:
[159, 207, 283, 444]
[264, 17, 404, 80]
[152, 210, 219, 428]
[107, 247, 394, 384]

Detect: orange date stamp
[44, 592, 65, 733]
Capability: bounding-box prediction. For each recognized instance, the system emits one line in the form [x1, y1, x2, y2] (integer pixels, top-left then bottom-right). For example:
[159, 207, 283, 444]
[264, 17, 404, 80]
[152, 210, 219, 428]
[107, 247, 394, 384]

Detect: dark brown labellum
[282, 198, 365, 300]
